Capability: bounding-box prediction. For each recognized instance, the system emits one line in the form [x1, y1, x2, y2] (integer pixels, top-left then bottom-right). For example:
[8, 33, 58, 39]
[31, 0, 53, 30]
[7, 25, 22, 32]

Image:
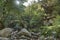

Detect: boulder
[0, 37, 9, 40]
[0, 28, 13, 37]
[18, 28, 31, 36]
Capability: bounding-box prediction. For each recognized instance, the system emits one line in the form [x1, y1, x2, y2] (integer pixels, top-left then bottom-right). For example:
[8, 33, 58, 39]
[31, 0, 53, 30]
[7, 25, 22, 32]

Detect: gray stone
[0, 28, 13, 37]
[18, 28, 31, 36]
[0, 37, 9, 40]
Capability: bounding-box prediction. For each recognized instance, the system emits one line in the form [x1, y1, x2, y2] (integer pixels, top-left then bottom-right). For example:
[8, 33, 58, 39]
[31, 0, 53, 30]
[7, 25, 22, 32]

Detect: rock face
[0, 28, 13, 37]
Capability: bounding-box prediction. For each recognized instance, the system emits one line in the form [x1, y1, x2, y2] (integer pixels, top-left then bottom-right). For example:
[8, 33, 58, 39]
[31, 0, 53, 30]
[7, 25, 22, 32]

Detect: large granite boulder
[0, 28, 13, 37]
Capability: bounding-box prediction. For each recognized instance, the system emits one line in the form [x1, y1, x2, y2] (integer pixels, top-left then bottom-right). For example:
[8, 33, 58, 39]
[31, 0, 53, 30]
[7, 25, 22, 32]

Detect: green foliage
[24, 3, 45, 29]
[0, 0, 60, 38]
